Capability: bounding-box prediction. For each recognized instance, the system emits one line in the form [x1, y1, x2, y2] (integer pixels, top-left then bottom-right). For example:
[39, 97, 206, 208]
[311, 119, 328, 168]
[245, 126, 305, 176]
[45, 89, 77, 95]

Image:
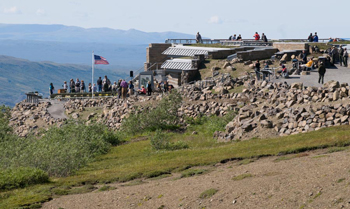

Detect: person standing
[120, 79, 128, 99]
[318, 62, 326, 84]
[255, 60, 261, 80]
[237, 34, 242, 41]
[253, 32, 260, 41]
[97, 77, 102, 92]
[313, 32, 318, 42]
[88, 83, 92, 93]
[344, 48, 348, 67]
[196, 32, 202, 43]
[261, 33, 268, 42]
[49, 83, 55, 95]
[330, 46, 337, 65]
[232, 34, 237, 40]
[92, 84, 97, 93]
[80, 80, 86, 93]
[308, 33, 314, 42]
[75, 78, 80, 93]
[146, 81, 152, 96]
[339, 46, 344, 66]
[128, 81, 134, 96]
[69, 79, 75, 93]
[163, 81, 168, 93]
[117, 79, 122, 98]
[63, 81, 68, 92]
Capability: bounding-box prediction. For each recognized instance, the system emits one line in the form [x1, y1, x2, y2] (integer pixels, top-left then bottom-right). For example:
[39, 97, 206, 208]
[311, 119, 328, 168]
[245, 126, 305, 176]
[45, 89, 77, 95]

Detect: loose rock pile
[10, 70, 350, 142]
[9, 102, 65, 137]
[217, 80, 350, 141]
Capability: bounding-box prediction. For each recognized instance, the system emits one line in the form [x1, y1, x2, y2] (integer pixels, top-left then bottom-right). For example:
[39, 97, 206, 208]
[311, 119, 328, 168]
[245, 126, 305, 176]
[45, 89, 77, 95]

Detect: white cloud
[3, 6, 21, 14]
[208, 15, 222, 24]
[36, 9, 46, 16]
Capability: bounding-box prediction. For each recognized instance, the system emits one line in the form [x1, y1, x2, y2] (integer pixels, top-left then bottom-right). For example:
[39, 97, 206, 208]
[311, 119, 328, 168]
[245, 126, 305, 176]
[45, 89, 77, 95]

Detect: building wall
[273, 42, 309, 51]
[145, 43, 172, 71]
[237, 48, 279, 61]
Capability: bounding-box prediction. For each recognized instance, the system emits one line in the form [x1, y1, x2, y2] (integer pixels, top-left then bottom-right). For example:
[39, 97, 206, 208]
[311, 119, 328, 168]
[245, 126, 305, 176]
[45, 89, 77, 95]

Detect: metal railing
[165, 39, 222, 44]
[165, 38, 330, 45]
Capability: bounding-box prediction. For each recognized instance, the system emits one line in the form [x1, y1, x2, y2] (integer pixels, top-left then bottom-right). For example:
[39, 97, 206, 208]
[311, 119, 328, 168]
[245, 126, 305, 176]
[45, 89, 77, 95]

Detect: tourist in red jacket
[253, 32, 260, 41]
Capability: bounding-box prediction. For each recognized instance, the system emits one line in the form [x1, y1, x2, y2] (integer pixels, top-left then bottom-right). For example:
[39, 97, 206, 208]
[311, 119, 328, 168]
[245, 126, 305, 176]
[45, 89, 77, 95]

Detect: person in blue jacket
[313, 32, 318, 42]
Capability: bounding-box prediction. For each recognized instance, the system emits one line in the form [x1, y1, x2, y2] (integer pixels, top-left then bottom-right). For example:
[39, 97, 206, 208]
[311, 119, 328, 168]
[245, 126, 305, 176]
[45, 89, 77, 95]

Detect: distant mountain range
[0, 23, 195, 44]
[0, 55, 127, 107]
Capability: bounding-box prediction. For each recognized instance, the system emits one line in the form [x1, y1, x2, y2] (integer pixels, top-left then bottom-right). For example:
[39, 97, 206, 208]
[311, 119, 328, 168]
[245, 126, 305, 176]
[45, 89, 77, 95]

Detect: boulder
[222, 61, 231, 69]
[260, 120, 273, 128]
[291, 82, 303, 90]
[244, 60, 252, 65]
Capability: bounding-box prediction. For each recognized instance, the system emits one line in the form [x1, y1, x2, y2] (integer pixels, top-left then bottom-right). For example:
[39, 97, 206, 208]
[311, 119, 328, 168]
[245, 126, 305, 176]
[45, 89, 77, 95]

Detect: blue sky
[0, 0, 349, 39]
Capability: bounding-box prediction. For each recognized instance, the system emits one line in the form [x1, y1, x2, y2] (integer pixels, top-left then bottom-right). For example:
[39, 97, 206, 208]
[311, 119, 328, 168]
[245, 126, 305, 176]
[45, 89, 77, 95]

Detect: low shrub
[0, 120, 118, 177]
[150, 129, 188, 151]
[199, 188, 218, 199]
[0, 167, 49, 191]
[121, 90, 183, 135]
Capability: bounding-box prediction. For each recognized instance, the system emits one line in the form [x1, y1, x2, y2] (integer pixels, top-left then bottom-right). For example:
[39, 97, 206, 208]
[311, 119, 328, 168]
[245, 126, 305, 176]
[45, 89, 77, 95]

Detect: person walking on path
[339, 46, 344, 66]
[254, 60, 261, 81]
[120, 79, 128, 99]
[97, 77, 102, 92]
[253, 32, 260, 41]
[343, 48, 348, 67]
[318, 62, 326, 84]
[49, 83, 55, 95]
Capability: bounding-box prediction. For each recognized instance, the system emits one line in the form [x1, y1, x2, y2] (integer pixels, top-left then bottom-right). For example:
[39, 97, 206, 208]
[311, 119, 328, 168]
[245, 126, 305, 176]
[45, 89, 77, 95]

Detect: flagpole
[92, 51, 94, 99]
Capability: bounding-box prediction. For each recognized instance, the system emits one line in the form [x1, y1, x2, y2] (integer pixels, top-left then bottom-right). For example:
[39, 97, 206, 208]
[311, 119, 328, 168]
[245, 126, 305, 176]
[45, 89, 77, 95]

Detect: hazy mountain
[0, 23, 195, 44]
[0, 39, 147, 70]
[0, 55, 127, 107]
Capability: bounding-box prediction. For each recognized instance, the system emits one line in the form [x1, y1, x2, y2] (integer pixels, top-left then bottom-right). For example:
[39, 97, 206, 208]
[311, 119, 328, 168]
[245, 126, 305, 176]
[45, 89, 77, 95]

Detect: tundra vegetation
[1, 88, 350, 208]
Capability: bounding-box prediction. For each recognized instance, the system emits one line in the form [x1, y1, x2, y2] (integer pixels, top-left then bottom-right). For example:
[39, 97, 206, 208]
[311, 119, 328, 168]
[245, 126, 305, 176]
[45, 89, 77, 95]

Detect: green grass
[232, 173, 253, 181]
[180, 169, 208, 178]
[327, 147, 348, 153]
[199, 188, 218, 199]
[3, 125, 350, 208]
[274, 153, 309, 162]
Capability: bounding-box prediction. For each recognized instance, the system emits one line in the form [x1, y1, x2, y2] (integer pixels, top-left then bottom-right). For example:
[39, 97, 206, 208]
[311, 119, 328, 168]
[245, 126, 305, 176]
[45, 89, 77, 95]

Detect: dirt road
[42, 149, 350, 209]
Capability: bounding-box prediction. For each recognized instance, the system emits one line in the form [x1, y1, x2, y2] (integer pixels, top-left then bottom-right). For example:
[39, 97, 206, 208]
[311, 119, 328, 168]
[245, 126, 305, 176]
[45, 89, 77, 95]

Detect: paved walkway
[43, 99, 68, 119]
[272, 63, 350, 87]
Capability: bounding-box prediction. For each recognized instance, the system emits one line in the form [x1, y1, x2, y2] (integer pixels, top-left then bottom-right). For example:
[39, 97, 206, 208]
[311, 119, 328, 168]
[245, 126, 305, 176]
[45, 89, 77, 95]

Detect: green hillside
[0, 55, 127, 106]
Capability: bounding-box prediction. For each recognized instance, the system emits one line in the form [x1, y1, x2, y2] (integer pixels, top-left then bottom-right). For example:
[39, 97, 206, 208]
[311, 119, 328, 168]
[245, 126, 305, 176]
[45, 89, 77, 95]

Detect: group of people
[307, 32, 319, 42]
[228, 34, 243, 41]
[328, 46, 348, 67]
[137, 80, 174, 95]
[227, 32, 268, 42]
[50, 74, 177, 98]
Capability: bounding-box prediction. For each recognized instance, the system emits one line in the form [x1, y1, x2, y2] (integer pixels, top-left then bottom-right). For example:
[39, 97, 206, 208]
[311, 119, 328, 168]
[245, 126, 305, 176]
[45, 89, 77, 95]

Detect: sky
[0, 0, 349, 39]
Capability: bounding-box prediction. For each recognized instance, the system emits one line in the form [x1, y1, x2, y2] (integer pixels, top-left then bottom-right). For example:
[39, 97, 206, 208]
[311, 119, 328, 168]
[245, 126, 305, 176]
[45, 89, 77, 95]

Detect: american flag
[94, 55, 109, 65]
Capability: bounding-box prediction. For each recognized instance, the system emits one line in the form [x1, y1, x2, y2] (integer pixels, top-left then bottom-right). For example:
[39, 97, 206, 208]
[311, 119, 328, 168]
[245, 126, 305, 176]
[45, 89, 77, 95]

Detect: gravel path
[272, 63, 350, 87]
[44, 99, 68, 119]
